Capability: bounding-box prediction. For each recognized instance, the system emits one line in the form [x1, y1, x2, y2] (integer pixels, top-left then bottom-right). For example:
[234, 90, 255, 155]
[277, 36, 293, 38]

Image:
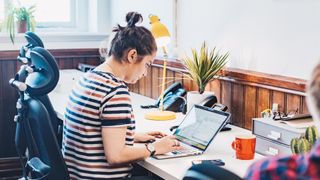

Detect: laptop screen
[174, 105, 230, 151]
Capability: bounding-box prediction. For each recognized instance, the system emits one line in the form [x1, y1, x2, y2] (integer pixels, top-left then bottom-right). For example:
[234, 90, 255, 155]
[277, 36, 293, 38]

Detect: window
[17, 0, 77, 30]
[0, 0, 110, 49]
[0, 0, 89, 32]
[0, 0, 4, 21]
[32, 0, 74, 28]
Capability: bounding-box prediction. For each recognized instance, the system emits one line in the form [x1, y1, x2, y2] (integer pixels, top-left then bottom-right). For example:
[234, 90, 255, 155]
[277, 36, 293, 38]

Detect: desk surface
[49, 69, 264, 180]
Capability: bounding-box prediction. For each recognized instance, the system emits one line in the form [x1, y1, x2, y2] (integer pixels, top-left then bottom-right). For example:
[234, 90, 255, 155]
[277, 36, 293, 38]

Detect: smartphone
[192, 159, 225, 166]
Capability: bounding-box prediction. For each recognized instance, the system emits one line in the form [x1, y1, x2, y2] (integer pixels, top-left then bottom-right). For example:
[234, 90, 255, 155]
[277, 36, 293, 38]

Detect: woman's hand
[153, 136, 183, 155]
[134, 131, 167, 143]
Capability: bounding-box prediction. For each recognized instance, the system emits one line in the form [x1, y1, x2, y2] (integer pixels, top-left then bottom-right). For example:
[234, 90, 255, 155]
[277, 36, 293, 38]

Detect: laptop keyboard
[172, 149, 195, 154]
[171, 144, 201, 155]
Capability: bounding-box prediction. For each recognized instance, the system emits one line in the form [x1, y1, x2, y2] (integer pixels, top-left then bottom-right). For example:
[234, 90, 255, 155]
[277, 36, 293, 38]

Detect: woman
[62, 12, 182, 179]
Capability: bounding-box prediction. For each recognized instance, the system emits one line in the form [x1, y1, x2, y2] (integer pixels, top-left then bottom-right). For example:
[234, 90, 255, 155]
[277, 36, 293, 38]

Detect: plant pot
[187, 91, 214, 112]
[17, 20, 27, 33]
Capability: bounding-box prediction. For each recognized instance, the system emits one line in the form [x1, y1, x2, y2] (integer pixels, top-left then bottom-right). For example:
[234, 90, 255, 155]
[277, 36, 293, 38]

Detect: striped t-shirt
[62, 71, 135, 179]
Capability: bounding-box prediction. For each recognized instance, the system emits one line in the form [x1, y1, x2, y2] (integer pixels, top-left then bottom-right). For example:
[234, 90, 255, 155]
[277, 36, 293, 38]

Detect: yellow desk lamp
[144, 14, 176, 121]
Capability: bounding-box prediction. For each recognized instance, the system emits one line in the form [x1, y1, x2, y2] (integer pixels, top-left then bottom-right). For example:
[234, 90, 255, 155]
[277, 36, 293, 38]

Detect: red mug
[231, 135, 256, 160]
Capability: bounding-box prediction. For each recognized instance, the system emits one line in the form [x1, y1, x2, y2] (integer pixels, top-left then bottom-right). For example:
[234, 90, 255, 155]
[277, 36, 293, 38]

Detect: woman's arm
[102, 126, 181, 165]
[134, 131, 167, 143]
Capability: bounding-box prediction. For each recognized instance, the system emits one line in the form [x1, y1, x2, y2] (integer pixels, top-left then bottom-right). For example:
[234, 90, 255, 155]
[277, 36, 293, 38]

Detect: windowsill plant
[5, 3, 36, 44]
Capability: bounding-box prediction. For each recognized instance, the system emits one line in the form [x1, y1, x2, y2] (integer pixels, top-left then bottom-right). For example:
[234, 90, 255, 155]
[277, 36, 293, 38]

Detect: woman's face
[124, 52, 156, 84]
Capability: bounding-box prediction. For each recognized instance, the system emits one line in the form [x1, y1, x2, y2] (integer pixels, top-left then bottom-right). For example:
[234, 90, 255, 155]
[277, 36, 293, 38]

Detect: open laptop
[154, 104, 231, 160]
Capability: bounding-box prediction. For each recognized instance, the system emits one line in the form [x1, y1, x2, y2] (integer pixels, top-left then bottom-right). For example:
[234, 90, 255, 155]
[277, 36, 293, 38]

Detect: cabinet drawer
[256, 136, 292, 156]
[253, 119, 304, 146]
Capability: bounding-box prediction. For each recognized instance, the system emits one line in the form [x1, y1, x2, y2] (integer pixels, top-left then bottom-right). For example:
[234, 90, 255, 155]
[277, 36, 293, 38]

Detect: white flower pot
[187, 91, 214, 112]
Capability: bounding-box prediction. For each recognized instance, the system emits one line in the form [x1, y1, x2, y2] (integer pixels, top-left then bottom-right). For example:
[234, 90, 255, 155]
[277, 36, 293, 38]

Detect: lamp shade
[149, 15, 170, 47]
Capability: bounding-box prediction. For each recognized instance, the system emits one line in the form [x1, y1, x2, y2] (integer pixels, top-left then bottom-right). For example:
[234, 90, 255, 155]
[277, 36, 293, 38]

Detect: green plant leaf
[182, 41, 229, 94]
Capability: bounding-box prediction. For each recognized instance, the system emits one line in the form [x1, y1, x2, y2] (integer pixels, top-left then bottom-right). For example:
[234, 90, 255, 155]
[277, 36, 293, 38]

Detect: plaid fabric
[245, 140, 320, 180]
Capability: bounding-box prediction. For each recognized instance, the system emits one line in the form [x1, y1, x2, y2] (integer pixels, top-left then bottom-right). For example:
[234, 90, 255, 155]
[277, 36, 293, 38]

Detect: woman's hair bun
[126, 12, 143, 27]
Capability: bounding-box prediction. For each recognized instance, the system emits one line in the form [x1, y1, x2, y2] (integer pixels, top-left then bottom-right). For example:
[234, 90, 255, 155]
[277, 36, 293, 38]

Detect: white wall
[178, 0, 320, 80]
[109, 0, 173, 35]
[108, 0, 320, 79]
[109, 0, 174, 56]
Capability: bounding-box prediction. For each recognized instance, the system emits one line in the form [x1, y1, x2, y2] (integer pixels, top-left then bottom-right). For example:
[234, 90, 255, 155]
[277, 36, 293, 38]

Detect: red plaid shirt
[245, 140, 320, 180]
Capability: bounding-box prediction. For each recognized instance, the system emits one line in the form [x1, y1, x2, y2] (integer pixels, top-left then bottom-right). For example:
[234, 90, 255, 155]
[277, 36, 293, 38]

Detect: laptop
[154, 104, 231, 160]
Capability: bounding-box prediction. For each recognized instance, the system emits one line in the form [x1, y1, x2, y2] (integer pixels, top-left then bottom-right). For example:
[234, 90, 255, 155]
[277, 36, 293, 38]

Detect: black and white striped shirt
[62, 71, 135, 179]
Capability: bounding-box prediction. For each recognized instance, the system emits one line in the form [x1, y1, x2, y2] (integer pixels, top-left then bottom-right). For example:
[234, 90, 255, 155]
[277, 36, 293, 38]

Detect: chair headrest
[25, 31, 44, 48]
[25, 47, 59, 96]
[18, 32, 44, 64]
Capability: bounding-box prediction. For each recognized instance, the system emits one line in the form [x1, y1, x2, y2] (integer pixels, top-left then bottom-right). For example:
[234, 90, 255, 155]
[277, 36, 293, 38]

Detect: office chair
[183, 163, 242, 180]
[10, 47, 69, 179]
[16, 32, 63, 148]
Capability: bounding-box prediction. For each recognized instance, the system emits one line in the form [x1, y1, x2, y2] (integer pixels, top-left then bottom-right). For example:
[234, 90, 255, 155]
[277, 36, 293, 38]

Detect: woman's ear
[127, 49, 138, 63]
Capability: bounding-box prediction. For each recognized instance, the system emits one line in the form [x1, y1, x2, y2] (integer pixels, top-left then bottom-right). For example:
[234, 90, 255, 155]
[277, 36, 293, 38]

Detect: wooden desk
[49, 69, 265, 180]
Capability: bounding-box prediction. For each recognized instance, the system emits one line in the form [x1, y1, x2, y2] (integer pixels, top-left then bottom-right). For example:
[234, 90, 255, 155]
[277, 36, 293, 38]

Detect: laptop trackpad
[153, 150, 202, 160]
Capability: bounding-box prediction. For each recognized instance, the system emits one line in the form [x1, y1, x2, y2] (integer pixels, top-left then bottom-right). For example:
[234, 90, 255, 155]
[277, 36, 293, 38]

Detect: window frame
[1, 0, 88, 32]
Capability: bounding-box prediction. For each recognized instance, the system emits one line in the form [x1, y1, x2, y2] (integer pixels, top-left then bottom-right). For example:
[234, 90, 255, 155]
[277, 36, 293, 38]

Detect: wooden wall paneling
[127, 84, 133, 93]
[58, 58, 73, 69]
[257, 88, 271, 118]
[158, 67, 164, 97]
[166, 69, 175, 87]
[0, 157, 26, 179]
[271, 91, 286, 112]
[0, 62, 4, 102]
[174, 71, 183, 85]
[0, 61, 4, 157]
[221, 81, 233, 122]
[145, 67, 152, 98]
[151, 67, 159, 99]
[0, 100, 3, 155]
[182, 73, 193, 91]
[191, 80, 198, 92]
[73, 57, 86, 70]
[0, 60, 18, 157]
[139, 76, 146, 96]
[231, 83, 244, 127]
[244, 86, 257, 130]
[301, 96, 309, 114]
[286, 94, 301, 114]
[204, 80, 211, 92]
[85, 57, 103, 66]
[132, 81, 139, 94]
[209, 80, 221, 103]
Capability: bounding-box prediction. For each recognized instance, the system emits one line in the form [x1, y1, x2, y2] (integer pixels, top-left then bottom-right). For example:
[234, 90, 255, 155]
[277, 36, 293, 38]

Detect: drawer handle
[265, 147, 279, 156]
[267, 131, 281, 140]
[267, 134, 279, 140]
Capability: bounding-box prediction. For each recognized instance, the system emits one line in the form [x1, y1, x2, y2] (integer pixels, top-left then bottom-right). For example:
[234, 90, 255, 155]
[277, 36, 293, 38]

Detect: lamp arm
[159, 46, 169, 111]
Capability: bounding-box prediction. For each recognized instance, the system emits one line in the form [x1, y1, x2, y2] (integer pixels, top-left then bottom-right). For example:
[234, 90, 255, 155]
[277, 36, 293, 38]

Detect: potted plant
[5, 3, 36, 44]
[290, 125, 318, 154]
[182, 41, 229, 111]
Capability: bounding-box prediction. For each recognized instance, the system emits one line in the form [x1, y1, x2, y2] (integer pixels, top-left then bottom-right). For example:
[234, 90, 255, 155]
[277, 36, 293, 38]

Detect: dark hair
[106, 12, 157, 61]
